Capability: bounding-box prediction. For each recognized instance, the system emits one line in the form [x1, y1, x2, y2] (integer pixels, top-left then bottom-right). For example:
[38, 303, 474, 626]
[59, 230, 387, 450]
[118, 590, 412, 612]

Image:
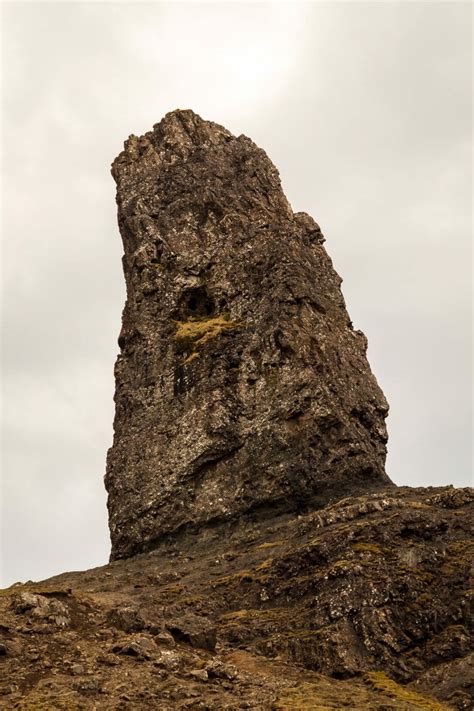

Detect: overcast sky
[1, 1, 472, 587]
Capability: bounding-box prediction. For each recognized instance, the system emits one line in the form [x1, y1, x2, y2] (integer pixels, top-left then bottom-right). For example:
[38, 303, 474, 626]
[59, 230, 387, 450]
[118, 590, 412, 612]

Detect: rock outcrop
[1, 486, 472, 709]
[105, 109, 391, 560]
[1, 111, 472, 710]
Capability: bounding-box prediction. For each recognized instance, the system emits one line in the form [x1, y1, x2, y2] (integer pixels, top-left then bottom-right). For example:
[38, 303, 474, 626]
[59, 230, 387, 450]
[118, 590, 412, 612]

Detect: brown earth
[1, 485, 472, 709]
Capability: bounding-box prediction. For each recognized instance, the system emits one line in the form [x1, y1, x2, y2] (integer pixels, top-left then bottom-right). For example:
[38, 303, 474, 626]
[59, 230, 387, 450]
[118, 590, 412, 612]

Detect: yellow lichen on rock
[174, 315, 241, 354]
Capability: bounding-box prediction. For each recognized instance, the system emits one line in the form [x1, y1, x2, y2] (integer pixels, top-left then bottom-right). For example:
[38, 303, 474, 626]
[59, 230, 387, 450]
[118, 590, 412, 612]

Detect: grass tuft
[174, 315, 242, 362]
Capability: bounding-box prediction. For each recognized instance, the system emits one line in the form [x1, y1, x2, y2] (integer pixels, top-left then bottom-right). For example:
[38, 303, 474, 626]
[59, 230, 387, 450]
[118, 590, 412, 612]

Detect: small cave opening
[180, 286, 216, 319]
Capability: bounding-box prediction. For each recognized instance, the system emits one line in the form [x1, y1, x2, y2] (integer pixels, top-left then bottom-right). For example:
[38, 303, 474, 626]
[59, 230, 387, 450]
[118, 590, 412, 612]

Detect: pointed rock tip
[152, 109, 233, 147]
[153, 107, 203, 128]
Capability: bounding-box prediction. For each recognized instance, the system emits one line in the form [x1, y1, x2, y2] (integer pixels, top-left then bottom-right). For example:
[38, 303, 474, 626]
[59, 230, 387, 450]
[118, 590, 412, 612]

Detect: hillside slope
[1, 486, 472, 709]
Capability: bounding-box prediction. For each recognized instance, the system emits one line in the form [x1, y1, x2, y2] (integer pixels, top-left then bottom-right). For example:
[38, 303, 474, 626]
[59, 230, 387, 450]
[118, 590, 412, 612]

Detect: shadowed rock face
[105, 109, 391, 561]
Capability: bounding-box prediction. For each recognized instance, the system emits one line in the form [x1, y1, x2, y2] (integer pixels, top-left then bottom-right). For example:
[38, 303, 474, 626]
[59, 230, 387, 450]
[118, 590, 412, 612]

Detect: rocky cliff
[1, 111, 472, 710]
[105, 109, 391, 561]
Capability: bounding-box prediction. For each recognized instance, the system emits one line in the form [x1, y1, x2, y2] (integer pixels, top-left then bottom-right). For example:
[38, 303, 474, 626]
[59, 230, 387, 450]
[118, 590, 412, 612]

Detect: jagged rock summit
[106, 109, 391, 560]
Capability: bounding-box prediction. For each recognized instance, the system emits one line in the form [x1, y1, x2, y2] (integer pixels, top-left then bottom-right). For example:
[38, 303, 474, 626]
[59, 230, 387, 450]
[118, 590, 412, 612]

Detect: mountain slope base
[1, 486, 472, 709]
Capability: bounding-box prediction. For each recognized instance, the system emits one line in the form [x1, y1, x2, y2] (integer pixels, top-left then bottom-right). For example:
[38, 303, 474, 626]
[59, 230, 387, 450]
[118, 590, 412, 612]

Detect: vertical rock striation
[106, 109, 391, 560]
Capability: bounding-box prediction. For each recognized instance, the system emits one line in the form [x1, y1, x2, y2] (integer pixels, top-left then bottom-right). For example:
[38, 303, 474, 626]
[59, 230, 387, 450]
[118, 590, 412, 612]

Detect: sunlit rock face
[105, 109, 391, 560]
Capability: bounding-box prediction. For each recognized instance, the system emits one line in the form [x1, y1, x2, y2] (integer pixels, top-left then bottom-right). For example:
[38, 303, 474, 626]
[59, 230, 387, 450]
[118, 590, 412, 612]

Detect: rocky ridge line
[1, 486, 472, 708]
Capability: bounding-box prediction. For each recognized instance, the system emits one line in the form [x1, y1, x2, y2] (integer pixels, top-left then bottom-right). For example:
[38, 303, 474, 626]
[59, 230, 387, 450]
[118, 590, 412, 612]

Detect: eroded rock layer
[105, 110, 391, 560]
[1, 487, 472, 709]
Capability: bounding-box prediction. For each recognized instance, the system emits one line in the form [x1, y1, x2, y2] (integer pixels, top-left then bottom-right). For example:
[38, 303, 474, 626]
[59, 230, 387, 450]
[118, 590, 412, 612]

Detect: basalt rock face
[105, 109, 391, 561]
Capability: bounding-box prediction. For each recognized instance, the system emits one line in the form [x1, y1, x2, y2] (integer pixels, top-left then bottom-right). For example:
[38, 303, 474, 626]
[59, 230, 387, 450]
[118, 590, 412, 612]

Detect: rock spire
[105, 109, 391, 560]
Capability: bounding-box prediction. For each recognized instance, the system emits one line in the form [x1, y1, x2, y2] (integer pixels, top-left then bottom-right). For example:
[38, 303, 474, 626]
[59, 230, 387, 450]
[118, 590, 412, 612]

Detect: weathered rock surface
[1, 486, 472, 709]
[106, 109, 391, 560]
[3, 111, 471, 709]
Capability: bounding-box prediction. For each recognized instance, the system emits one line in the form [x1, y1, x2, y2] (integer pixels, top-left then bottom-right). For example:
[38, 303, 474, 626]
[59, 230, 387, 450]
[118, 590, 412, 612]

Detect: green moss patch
[365, 671, 450, 710]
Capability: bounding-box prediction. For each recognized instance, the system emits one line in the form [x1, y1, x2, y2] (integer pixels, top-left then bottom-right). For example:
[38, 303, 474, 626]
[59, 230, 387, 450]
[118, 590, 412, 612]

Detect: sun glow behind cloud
[118, 3, 308, 120]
